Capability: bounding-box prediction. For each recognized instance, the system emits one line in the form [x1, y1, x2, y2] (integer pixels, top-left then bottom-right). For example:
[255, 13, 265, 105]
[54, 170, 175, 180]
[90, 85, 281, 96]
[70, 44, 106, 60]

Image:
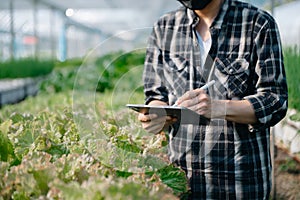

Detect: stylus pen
[173, 80, 215, 106]
[200, 80, 215, 90]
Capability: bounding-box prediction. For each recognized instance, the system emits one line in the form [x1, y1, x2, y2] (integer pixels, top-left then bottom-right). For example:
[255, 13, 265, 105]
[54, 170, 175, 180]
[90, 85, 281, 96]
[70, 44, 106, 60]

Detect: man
[138, 0, 288, 199]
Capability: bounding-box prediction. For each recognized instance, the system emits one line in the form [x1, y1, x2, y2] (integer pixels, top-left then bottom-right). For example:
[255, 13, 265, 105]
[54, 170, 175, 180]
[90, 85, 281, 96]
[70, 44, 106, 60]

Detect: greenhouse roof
[0, 0, 179, 10]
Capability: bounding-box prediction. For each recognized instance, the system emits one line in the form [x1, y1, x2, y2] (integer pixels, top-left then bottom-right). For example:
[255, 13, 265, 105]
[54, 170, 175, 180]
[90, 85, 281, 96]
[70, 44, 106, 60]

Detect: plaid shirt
[143, 0, 288, 199]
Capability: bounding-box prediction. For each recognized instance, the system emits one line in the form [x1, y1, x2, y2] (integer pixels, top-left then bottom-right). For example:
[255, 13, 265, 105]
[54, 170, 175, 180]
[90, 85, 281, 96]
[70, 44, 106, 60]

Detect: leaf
[44, 143, 70, 160]
[115, 170, 133, 178]
[0, 120, 16, 162]
[115, 139, 142, 154]
[290, 113, 300, 122]
[31, 169, 52, 195]
[52, 180, 86, 200]
[12, 128, 36, 160]
[157, 165, 188, 194]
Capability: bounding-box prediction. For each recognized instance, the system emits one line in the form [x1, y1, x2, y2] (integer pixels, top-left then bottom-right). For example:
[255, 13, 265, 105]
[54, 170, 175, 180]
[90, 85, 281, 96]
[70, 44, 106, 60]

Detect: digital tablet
[126, 104, 209, 125]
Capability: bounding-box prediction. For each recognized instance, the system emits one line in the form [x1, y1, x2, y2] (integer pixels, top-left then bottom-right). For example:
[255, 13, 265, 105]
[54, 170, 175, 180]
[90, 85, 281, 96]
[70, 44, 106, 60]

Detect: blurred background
[0, 0, 180, 61]
[0, 0, 299, 61]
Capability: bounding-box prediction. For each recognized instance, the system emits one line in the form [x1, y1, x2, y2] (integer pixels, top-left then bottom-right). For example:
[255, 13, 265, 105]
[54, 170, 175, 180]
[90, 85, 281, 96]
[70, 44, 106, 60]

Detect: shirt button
[229, 68, 234, 73]
[248, 125, 255, 133]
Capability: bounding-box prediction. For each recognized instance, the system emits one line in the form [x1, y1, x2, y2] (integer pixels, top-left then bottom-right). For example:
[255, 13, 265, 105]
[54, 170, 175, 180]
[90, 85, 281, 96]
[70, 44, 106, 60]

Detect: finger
[143, 119, 166, 134]
[165, 116, 172, 121]
[181, 98, 211, 117]
[165, 117, 178, 127]
[142, 116, 173, 134]
[177, 89, 206, 105]
[150, 115, 169, 124]
[178, 90, 198, 102]
[193, 103, 210, 115]
[180, 93, 209, 108]
[138, 113, 150, 122]
[138, 113, 158, 122]
[145, 123, 165, 134]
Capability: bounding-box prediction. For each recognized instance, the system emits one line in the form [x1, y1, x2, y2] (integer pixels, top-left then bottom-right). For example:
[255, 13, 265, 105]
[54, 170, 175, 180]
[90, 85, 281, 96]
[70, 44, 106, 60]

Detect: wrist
[211, 100, 228, 119]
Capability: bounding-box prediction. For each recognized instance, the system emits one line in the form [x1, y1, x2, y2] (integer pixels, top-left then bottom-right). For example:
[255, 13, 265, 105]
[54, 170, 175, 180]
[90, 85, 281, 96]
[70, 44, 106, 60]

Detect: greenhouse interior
[0, 0, 299, 199]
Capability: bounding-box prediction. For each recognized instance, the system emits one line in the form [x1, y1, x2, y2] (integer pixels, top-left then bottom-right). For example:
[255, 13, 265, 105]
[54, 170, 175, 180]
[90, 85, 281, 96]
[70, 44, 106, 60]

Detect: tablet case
[126, 104, 209, 125]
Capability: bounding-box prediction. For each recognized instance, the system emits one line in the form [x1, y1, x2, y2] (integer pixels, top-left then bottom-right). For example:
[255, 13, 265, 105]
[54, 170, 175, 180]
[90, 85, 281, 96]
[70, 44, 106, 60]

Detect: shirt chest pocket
[163, 53, 188, 72]
[214, 57, 250, 98]
[163, 53, 190, 96]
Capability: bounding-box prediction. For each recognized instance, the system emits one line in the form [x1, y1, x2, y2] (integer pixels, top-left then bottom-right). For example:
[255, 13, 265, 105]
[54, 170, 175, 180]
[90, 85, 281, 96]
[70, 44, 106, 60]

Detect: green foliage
[95, 50, 145, 92]
[38, 58, 83, 93]
[0, 50, 188, 199]
[0, 92, 72, 122]
[284, 47, 300, 111]
[290, 112, 300, 122]
[278, 158, 299, 174]
[157, 165, 188, 195]
[0, 58, 54, 79]
[55, 58, 83, 68]
[0, 120, 16, 163]
[4, 110, 82, 162]
[40, 68, 78, 93]
[0, 91, 187, 199]
[39, 50, 145, 94]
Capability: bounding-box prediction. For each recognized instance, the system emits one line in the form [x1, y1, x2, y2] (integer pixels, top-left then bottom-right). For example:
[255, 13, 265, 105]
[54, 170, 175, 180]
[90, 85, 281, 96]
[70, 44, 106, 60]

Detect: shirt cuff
[244, 93, 287, 132]
[145, 95, 168, 105]
[243, 94, 273, 132]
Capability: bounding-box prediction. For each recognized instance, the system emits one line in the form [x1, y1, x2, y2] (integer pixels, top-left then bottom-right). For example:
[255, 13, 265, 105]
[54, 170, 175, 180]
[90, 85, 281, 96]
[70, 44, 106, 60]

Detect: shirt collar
[186, 0, 231, 29]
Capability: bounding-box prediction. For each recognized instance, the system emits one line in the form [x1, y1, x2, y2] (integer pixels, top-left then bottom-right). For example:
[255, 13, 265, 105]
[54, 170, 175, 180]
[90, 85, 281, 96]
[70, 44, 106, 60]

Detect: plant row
[0, 58, 54, 79]
[283, 47, 300, 111]
[0, 91, 188, 199]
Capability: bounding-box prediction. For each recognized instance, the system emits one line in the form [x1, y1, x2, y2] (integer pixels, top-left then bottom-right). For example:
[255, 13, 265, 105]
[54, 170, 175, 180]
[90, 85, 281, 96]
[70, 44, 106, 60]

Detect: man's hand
[138, 100, 177, 134]
[176, 89, 213, 118]
[176, 89, 258, 124]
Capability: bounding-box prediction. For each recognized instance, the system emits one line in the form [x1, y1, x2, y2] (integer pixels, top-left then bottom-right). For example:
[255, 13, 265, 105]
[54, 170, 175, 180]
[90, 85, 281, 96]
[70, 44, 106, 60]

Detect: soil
[273, 146, 300, 200]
